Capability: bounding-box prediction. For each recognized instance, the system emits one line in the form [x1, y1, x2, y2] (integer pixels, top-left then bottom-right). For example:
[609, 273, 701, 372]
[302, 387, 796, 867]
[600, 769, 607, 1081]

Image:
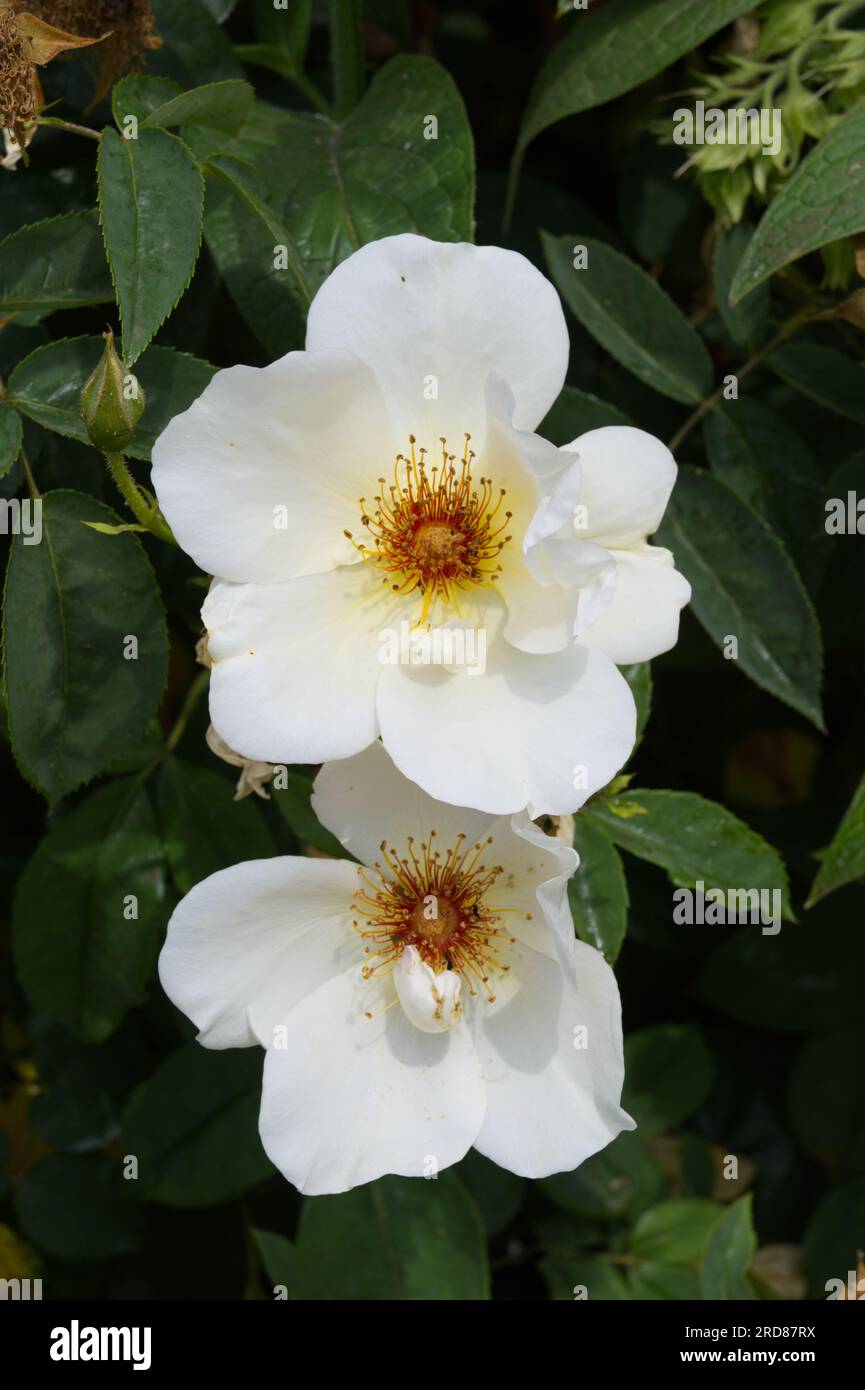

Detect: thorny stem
[105, 452, 174, 543]
[666, 306, 820, 455]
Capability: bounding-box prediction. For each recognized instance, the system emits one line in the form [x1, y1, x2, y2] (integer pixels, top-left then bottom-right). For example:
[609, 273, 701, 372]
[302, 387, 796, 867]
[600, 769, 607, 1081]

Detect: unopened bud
[80, 329, 144, 453]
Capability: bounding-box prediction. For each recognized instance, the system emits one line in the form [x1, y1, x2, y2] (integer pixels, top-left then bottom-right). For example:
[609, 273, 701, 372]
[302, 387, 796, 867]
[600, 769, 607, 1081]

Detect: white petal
[312, 740, 495, 866]
[258, 970, 485, 1194]
[506, 537, 617, 654]
[2, 129, 25, 170]
[158, 857, 360, 1049]
[203, 564, 401, 764]
[577, 546, 691, 664]
[305, 234, 569, 442]
[151, 350, 395, 585]
[564, 426, 677, 547]
[479, 380, 616, 654]
[471, 813, 579, 973]
[523, 457, 584, 548]
[472, 941, 634, 1178]
[481, 374, 568, 494]
[505, 811, 580, 967]
[377, 638, 636, 816]
[394, 946, 463, 1033]
[315, 745, 578, 967]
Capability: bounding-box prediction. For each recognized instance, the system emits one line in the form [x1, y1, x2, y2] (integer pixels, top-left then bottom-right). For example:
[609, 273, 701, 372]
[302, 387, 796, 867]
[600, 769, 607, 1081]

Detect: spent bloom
[158, 741, 633, 1194]
[0, 0, 104, 151]
[204, 723, 274, 801]
[153, 233, 689, 815]
[18, 0, 161, 104]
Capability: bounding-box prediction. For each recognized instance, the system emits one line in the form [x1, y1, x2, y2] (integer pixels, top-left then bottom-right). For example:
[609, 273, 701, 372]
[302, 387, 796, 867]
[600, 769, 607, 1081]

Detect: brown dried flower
[0, 6, 37, 143]
[0, 0, 108, 154]
[22, 0, 161, 103]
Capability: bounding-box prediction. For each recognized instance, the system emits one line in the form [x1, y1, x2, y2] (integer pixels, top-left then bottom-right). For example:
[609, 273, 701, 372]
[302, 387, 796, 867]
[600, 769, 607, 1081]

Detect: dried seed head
[19, 1, 161, 104]
[0, 8, 37, 144]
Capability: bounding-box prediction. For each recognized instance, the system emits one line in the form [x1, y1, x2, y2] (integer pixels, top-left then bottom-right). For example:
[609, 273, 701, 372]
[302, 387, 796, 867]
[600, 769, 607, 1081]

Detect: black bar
[0, 1296, 857, 1373]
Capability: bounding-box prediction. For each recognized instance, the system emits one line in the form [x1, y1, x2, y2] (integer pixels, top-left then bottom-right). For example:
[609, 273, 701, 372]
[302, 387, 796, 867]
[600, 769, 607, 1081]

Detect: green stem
[666, 306, 818, 455]
[138, 669, 210, 784]
[232, 46, 333, 116]
[328, 0, 365, 119]
[165, 670, 210, 755]
[292, 66, 334, 117]
[19, 447, 40, 501]
[36, 116, 100, 141]
[105, 452, 174, 543]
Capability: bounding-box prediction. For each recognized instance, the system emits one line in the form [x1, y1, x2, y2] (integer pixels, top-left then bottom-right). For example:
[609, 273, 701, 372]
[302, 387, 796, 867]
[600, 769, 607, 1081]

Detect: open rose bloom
[152, 234, 689, 816]
[159, 743, 634, 1195]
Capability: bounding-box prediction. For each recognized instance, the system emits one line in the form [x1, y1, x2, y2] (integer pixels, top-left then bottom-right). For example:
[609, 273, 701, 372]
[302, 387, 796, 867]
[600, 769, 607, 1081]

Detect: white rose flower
[158, 741, 634, 1196]
[152, 233, 689, 814]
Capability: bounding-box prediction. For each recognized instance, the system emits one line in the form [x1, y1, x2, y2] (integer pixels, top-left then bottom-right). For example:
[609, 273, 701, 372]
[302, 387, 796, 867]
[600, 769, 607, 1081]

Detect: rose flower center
[345, 435, 513, 623]
[410, 891, 461, 946]
[351, 831, 527, 1006]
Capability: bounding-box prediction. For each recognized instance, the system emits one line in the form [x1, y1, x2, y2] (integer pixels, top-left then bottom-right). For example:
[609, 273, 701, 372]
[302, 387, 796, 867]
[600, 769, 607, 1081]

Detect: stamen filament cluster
[352, 831, 525, 1007]
[345, 435, 512, 623]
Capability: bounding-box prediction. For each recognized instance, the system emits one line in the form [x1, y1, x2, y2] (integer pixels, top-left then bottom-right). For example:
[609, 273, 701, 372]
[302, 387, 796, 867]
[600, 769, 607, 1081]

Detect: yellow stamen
[352, 831, 520, 1003]
[345, 433, 513, 619]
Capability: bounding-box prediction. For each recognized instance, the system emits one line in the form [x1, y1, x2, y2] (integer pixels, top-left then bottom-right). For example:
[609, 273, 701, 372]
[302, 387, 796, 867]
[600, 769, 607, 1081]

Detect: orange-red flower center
[351, 831, 524, 1005]
[345, 435, 513, 623]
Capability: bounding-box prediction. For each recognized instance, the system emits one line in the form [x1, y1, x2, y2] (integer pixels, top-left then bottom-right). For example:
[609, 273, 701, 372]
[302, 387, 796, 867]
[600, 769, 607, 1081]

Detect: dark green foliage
[0, 0, 860, 1304]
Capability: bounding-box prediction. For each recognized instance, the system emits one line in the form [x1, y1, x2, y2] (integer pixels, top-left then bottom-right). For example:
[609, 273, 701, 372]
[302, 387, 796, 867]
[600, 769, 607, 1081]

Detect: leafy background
[1, 0, 864, 1301]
